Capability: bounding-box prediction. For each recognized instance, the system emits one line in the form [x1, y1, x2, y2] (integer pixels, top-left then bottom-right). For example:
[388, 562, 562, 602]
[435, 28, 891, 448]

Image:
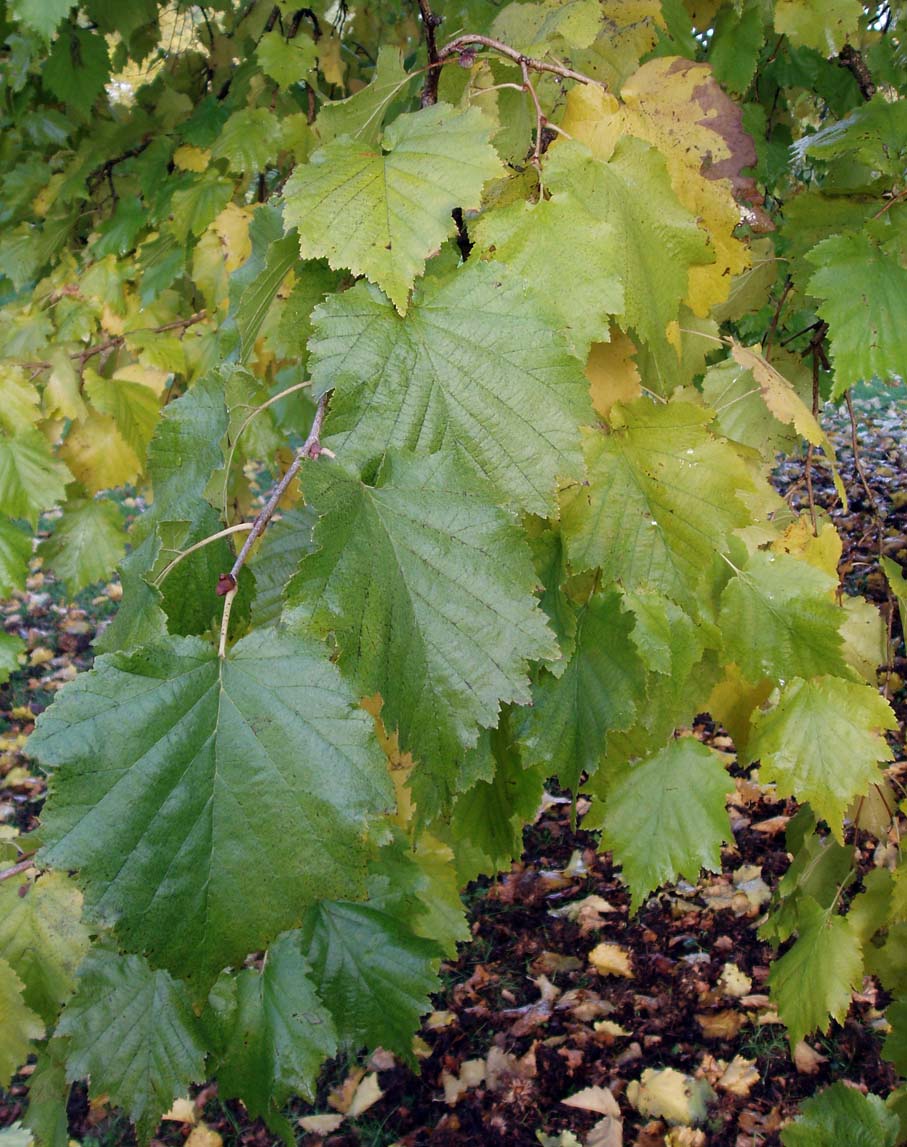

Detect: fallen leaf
[594, 1020, 631, 1037]
[793, 1040, 828, 1075]
[162, 1098, 197, 1125]
[587, 1113, 623, 1147]
[442, 1058, 486, 1106]
[185, 1124, 222, 1147]
[696, 1009, 746, 1039]
[716, 1055, 759, 1097]
[346, 1072, 384, 1119]
[626, 1067, 715, 1126]
[502, 974, 561, 1035]
[665, 1129, 706, 1147]
[717, 963, 753, 999]
[532, 951, 584, 976]
[751, 814, 790, 835]
[589, 943, 634, 978]
[562, 1086, 620, 1116]
[298, 1113, 345, 1134]
[425, 1010, 457, 1030]
[550, 894, 619, 934]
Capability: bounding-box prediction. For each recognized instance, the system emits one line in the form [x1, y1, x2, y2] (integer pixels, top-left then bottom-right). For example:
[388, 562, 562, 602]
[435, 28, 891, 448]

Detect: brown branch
[763, 276, 793, 357]
[839, 44, 876, 100]
[217, 392, 330, 597]
[805, 346, 820, 536]
[417, 0, 442, 107]
[435, 33, 600, 87]
[0, 855, 36, 883]
[17, 311, 208, 373]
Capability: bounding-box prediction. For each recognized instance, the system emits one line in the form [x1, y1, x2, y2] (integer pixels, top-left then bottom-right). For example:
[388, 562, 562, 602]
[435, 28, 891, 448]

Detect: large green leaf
[473, 138, 709, 365]
[57, 950, 206, 1144]
[560, 400, 756, 609]
[31, 630, 391, 985]
[781, 1083, 899, 1147]
[0, 516, 31, 597]
[807, 226, 907, 398]
[601, 738, 734, 910]
[769, 898, 862, 1048]
[207, 932, 336, 1120]
[286, 451, 556, 806]
[299, 901, 440, 1061]
[0, 872, 90, 1024]
[308, 262, 591, 514]
[315, 45, 411, 145]
[284, 103, 502, 311]
[719, 550, 847, 683]
[10, 0, 76, 40]
[747, 676, 896, 842]
[520, 591, 646, 790]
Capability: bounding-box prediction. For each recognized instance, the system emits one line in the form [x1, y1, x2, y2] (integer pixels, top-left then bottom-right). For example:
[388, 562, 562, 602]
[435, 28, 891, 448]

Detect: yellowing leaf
[60, 413, 142, 493]
[627, 1067, 714, 1125]
[775, 0, 862, 54]
[173, 145, 210, 173]
[563, 59, 756, 314]
[589, 943, 634, 978]
[586, 331, 642, 417]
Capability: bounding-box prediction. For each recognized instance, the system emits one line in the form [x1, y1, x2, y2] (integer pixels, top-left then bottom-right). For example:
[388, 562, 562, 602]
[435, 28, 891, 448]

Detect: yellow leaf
[298, 1113, 345, 1134]
[184, 1123, 222, 1147]
[162, 1098, 197, 1125]
[173, 145, 210, 173]
[696, 1009, 746, 1039]
[562, 1085, 620, 1116]
[717, 962, 752, 999]
[771, 516, 842, 578]
[706, 663, 773, 757]
[579, 0, 666, 90]
[213, 204, 253, 273]
[627, 1067, 715, 1125]
[60, 413, 141, 492]
[28, 647, 54, 667]
[588, 942, 634, 978]
[44, 352, 87, 422]
[586, 330, 642, 418]
[716, 1055, 759, 1096]
[563, 59, 757, 315]
[317, 35, 346, 87]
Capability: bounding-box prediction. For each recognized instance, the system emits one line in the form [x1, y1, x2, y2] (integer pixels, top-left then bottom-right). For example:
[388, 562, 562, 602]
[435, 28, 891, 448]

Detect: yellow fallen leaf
[717, 963, 752, 999]
[696, 1009, 746, 1039]
[161, 1097, 197, 1124]
[425, 1010, 457, 1030]
[346, 1072, 383, 1119]
[594, 1020, 631, 1037]
[442, 1058, 486, 1106]
[28, 647, 54, 667]
[562, 1085, 620, 1116]
[185, 1123, 222, 1147]
[298, 1112, 345, 1134]
[589, 943, 634, 978]
[627, 1067, 715, 1125]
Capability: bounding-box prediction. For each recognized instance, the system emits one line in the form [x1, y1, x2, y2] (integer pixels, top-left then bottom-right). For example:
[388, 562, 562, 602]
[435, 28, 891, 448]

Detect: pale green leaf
[31, 631, 391, 984]
[286, 451, 555, 807]
[883, 998, 907, 1075]
[299, 901, 439, 1061]
[170, 174, 234, 242]
[207, 932, 336, 1118]
[882, 556, 907, 638]
[719, 551, 847, 682]
[0, 957, 44, 1088]
[770, 898, 862, 1047]
[775, 0, 863, 55]
[491, 0, 604, 52]
[623, 590, 706, 678]
[0, 366, 41, 435]
[249, 508, 315, 629]
[0, 872, 90, 1024]
[211, 108, 281, 174]
[284, 103, 503, 311]
[560, 401, 756, 609]
[24, 1042, 70, 1147]
[781, 1082, 898, 1147]
[308, 263, 591, 514]
[83, 374, 159, 459]
[58, 950, 206, 1143]
[747, 677, 896, 842]
[38, 497, 126, 595]
[0, 432, 72, 528]
[257, 29, 317, 89]
[520, 591, 646, 790]
[0, 633, 24, 686]
[10, 0, 75, 40]
[601, 738, 734, 910]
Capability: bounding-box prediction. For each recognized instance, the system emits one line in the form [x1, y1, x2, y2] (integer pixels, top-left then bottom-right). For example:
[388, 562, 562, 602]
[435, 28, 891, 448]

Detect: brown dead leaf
[485, 1043, 537, 1096]
[716, 1055, 759, 1097]
[793, 1040, 828, 1075]
[751, 814, 790, 835]
[502, 974, 561, 1036]
[550, 894, 619, 935]
[532, 951, 584, 976]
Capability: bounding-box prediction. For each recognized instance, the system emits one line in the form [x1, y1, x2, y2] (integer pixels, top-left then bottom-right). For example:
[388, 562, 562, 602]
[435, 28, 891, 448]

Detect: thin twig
[218, 587, 237, 660]
[216, 393, 330, 599]
[435, 33, 600, 86]
[417, 0, 442, 106]
[17, 311, 208, 372]
[763, 276, 793, 357]
[521, 58, 547, 170]
[805, 346, 820, 535]
[0, 856, 36, 883]
[153, 523, 255, 587]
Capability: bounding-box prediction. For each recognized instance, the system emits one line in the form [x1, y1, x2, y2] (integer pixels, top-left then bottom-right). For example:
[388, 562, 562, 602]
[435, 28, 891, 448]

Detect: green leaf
[284, 103, 503, 312]
[10, 0, 76, 40]
[719, 550, 847, 683]
[560, 400, 756, 609]
[286, 450, 555, 806]
[31, 630, 391, 985]
[0, 515, 31, 597]
[170, 173, 233, 242]
[92, 535, 167, 656]
[38, 497, 126, 595]
[211, 108, 281, 174]
[601, 738, 734, 910]
[747, 677, 896, 842]
[257, 29, 317, 89]
[709, 0, 765, 95]
[0, 872, 90, 1024]
[807, 226, 907, 398]
[623, 590, 706, 678]
[207, 932, 336, 1119]
[249, 508, 315, 629]
[794, 97, 907, 174]
[57, 950, 206, 1143]
[0, 957, 44, 1088]
[883, 998, 907, 1075]
[299, 901, 440, 1061]
[42, 26, 109, 116]
[83, 374, 159, 460]
[881, 555, 907, 637]
[308, 263, 591, 514]
[781, 1082, 899, 1147]
[774, 0, 862, 55]
[520, 591, 646, 790]
[769, 897, 862, 1047]
[474, 138, 709, 365]
[315, 45, 411, 146]
[24, 1042, 70, 1147]
[0, 432, 72, 528]
[231, 223, 300, 363]
[491, 0, 604, 52]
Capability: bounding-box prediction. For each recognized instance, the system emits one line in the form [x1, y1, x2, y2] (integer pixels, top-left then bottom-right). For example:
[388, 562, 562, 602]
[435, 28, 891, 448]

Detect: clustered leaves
[1, 0, 907, 1143]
